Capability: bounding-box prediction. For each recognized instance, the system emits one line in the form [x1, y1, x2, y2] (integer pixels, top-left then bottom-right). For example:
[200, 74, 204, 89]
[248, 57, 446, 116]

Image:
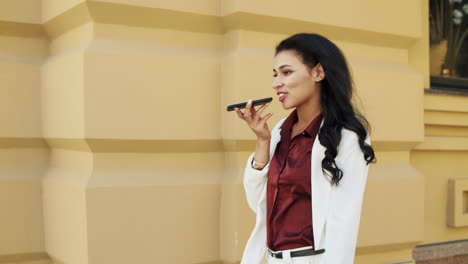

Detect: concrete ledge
[413, 239, 468, 263]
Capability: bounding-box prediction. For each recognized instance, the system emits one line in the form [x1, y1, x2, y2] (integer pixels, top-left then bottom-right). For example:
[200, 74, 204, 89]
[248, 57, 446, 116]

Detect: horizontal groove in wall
[0, 20, 45, 38]
[424, 90, 468, 112]
[0, 138, 48, 149]
[4, 1, 417, 50]
[424, 110, 468, 127]
[413, 136, 468, 151]
[0, 252, 50, 263]
[4, 137, 451, 152]
[425, 125, 468, 137]
[0, 137, 256, 152]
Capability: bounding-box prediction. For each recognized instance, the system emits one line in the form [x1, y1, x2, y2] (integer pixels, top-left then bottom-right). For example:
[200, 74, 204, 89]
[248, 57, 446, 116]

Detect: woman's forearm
[254, 138, 270, 164]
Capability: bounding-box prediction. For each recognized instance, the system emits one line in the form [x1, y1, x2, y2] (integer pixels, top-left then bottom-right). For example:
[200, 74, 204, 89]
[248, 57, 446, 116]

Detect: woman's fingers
[234, 108, 243, 119]
[234, 106, 252, 122]
[246, 99, 260, 115]
[256, 112, 273, 129]
[243, 99, 254, 122]
[244, 99, 252, 115]
[257, 102, 270, 113]
[254, 103, 270, 122]
[262, 112, 274, 123]
[232, 99, 273, 139]
[249, 102, 257, 116]
[234, 100, 272, 128]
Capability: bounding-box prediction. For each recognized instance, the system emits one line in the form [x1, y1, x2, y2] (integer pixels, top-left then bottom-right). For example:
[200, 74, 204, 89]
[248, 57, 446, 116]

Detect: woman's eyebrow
[273, 64, 292, 71]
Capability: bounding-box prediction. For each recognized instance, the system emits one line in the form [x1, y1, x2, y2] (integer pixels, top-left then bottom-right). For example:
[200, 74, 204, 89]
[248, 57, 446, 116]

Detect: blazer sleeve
[243, 152, 270, 213]
[243, 119, 285, 213]
[321, 131, 371, 264]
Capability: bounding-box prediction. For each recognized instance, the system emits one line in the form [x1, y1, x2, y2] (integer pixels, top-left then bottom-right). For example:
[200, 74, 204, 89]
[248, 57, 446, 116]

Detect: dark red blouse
[266, 109, 323, 251]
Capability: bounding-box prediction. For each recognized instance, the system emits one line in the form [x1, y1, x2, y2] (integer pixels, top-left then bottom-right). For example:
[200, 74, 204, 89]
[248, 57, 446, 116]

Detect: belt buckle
[268, 249, 283, 259]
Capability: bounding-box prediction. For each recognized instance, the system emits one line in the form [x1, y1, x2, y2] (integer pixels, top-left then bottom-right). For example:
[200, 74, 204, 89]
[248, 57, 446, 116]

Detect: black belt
[267, 248, 325, 259]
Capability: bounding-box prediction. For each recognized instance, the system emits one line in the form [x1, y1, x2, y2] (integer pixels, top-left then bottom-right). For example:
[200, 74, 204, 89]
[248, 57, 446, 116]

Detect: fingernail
[248, 99, 252, 103]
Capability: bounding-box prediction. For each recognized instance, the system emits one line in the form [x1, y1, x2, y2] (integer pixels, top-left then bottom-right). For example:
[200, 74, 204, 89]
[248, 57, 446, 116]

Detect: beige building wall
[0, 1, 49, 264]
[0, 1, 467, 264]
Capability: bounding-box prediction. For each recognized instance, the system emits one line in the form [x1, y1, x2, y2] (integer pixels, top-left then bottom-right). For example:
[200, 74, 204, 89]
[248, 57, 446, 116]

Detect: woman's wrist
[252, 137, 270, 170]
[256, 136, 271, 144]
[254, 139, 269, 162]
[251, 158, 267, 170]
[255, 138, 270, 151]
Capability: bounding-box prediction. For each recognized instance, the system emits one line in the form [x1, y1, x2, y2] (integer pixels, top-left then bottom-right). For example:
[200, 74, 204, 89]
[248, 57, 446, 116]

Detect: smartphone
[226, 97, 273, 111]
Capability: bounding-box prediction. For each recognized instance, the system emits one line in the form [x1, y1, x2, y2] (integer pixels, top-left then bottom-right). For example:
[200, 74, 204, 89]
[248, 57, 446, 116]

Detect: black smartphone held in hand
[226, 97, 273, 111]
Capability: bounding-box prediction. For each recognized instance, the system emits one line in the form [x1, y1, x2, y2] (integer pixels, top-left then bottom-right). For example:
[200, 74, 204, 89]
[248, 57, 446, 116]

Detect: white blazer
[241, 117, 371, 264]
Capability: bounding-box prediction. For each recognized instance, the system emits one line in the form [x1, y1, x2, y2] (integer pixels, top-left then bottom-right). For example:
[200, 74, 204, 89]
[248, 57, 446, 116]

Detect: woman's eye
[273, 71, 291, 77]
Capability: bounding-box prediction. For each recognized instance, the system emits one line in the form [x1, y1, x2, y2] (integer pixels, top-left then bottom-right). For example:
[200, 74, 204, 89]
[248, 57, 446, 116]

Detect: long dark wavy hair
[275, 33, 376, 186]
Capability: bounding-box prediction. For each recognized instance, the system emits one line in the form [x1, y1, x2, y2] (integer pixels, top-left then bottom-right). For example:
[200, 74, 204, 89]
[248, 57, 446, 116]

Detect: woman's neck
[295, 99, 322, 128]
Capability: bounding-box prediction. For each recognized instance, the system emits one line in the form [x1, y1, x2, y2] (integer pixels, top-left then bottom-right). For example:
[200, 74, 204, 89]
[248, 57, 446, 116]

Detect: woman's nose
[272, 78, 283, 89]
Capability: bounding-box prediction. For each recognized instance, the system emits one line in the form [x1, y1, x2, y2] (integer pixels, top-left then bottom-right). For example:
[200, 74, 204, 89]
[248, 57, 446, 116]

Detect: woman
[233, 33, 376, 264]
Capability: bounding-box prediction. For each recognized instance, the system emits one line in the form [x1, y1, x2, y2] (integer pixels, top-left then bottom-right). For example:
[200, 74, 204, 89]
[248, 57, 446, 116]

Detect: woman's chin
[280, 100, 295, 110]
[281, 103, 294, 110]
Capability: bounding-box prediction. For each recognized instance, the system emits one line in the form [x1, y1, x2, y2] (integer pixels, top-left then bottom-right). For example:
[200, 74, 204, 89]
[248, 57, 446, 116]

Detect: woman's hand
[234, 99, 274, 141]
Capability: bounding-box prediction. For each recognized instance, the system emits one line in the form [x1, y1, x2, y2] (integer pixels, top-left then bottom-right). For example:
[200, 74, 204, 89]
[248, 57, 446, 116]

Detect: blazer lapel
[269, 119, 284, 158]
[311, 119, 331, 248]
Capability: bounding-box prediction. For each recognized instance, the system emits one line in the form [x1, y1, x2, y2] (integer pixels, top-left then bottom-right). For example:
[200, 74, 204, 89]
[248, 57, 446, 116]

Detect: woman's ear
[314, 63, 325, 82]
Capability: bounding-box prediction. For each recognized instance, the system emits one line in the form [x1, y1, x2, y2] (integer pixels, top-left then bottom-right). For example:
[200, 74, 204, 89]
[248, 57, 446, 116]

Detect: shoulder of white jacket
[341, 128, 357, 139]
[341, 128, 371, 145]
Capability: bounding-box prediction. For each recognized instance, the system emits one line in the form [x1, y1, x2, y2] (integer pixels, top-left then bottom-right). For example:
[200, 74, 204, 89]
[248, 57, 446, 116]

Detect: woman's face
[273, 50, 323, 110]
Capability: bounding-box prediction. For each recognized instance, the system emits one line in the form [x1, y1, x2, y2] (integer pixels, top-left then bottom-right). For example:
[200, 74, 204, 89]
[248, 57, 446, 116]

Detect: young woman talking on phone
[233, 33, 376, 264]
